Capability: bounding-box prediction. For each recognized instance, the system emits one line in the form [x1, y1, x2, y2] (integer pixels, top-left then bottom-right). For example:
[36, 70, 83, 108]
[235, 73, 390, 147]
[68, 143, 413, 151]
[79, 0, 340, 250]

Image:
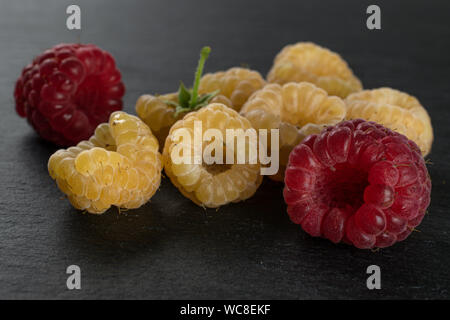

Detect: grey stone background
[0, 0, 449, 299]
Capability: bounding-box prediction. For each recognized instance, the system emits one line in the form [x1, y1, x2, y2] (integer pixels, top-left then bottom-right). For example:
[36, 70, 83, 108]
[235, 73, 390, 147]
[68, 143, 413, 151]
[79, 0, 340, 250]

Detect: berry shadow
[60, 202, 166, 251]
[54, 177, 292, 278]
[16, 132, 60, 166]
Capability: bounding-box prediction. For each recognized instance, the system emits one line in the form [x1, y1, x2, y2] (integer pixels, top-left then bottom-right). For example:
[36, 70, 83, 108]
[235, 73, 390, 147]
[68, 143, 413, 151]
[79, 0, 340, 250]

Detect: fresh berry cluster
[283, 119, 431, 249]
[15, 43, 125, 146]
[14, 42, 432, 249]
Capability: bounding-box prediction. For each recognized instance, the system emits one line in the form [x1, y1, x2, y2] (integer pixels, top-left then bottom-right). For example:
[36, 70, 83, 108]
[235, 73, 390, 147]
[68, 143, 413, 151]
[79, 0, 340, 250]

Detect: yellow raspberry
[163, 103, 262, 208]
[136, 92, 232, 148]
[345, 87, 433, 156]
[48, 111, 162, 214]
[267, 42, 362, 98]
[240, 82, 346, 181]
[198, 67, 266, 111]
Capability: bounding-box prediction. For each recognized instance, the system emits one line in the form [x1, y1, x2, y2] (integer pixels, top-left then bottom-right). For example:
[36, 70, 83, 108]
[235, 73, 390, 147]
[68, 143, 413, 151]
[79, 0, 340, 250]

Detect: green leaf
[178, 82, 191, 108]
[193, 102, 208, 111]
[162, 100, 180, 108]
[197, 90, 219, 105]
[174, 106, 186, 117]
[174, 105, 194, 117]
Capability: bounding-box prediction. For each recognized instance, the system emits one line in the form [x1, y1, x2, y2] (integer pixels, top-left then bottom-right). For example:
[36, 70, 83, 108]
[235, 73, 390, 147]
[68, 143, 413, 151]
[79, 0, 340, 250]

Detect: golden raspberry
[199, 67, 266, 110]
[163, 103, 262, 208]
[48, 111, 162, 214]
[267, 42, 362, 98]
[136, 93, 232, 147]
[240, 82, 346, 181]
[345, 87, 433, 156]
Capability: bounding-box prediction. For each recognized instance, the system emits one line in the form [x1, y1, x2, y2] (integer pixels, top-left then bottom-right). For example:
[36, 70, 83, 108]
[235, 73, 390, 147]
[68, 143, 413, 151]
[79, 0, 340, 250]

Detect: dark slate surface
[0, 0, 449, 299]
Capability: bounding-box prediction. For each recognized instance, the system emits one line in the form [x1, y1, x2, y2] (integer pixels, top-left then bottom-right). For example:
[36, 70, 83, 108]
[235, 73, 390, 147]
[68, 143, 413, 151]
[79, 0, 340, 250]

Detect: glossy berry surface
[199, 67, 266, 111]
[15, 43, 125, 146]
[267, 42, 362, 98]
[240, 82, 346, 181]
[163, 103, 262, 208]
[283, 119, 431, 249]
[48, 111, 162, 214]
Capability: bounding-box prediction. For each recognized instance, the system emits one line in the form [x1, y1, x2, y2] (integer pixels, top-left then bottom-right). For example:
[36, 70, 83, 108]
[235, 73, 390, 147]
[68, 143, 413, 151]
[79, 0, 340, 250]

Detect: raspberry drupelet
[15, 43, 125, 146]
[283, 119, 431, 249]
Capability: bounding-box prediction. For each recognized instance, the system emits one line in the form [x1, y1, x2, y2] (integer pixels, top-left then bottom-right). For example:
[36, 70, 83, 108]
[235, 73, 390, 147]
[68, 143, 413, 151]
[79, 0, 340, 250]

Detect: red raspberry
[283, 119, 431, 249]
[14, 43, 125, 146]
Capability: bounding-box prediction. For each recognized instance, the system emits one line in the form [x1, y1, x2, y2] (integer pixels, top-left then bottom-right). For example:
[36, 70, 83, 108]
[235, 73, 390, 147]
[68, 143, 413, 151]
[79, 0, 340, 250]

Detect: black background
[0, 0, 449, 299]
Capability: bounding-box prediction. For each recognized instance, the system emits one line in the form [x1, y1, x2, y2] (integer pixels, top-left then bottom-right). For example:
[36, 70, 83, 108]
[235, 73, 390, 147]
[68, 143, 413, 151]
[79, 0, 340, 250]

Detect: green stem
[165, 46, 217, 117]
[189, 46, 210, 106]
